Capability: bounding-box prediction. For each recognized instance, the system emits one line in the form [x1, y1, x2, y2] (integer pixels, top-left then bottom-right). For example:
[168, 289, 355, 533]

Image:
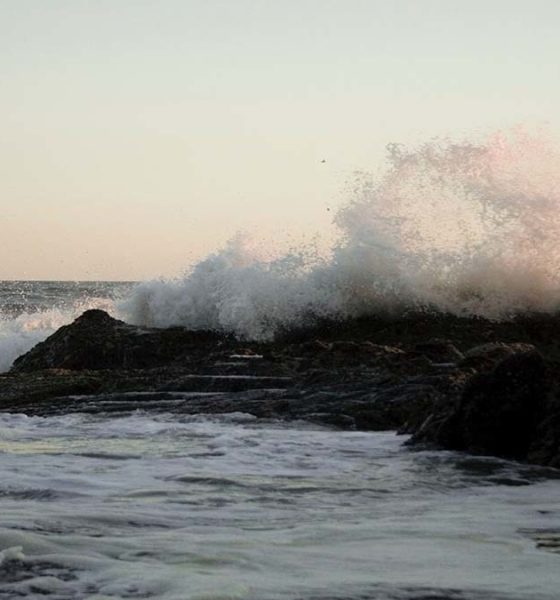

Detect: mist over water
[124, 130, 560, 339]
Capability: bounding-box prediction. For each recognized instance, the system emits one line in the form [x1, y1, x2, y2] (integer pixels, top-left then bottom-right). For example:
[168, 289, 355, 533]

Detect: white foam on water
[0, 545, 25, 565]
[0, 411, 558, 599]
[123, 130, 560, 339]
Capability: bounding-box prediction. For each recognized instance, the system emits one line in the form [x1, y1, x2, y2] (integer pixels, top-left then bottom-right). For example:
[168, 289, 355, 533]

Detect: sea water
[2, 130, 560, 598]
[0, 409, 559, 600]
[0, 282, 559, 599]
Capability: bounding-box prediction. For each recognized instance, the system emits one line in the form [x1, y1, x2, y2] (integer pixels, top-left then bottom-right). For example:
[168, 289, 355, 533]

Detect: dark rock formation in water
[2, 309, 560, 468]
[412, 349, 560, 467]
[11, 309, 224, 371]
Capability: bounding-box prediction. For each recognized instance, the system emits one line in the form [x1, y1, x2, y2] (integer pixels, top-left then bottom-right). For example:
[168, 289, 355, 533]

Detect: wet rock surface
[412, 350, 560, 466]
[10, 309, 223, 372]
[2, 309, 560, 467]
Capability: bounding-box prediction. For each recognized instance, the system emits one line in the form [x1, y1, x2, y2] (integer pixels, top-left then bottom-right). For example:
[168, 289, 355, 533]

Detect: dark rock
[0, 369, 104, 405]
[10, 310, 224, 372]
[413, 350, 553, 463]
[460, 342, 537, 370]
[361, 342, 404, 355]
[527, 397, 560, 468]
[4, 308, 560, 468]
[330, 340, 368, 354]
[305, 412, 356, 428]
[297, 340, 332, 353]
[161, 374, 293, 393]
[414, 339, 464, 364]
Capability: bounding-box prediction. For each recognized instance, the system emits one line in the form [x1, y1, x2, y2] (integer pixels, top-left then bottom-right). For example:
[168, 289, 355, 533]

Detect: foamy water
[1, 411, 559, 600]
[123, 130, 560, 339]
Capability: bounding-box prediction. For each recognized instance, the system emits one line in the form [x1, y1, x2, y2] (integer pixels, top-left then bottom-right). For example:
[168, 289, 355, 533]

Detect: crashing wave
[123, 129, 560, 339]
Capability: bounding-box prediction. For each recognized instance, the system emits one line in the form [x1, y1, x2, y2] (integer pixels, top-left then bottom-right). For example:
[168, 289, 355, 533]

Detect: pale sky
[1, 0, 559, 280]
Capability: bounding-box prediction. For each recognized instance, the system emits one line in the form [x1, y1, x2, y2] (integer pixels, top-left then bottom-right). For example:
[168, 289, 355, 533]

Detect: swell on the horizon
[122, 129, 560, 340]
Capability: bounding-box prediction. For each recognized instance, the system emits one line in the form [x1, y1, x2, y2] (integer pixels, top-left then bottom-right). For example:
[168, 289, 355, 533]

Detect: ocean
[0, 280, 559, 600]
[2, 133, 560, 598]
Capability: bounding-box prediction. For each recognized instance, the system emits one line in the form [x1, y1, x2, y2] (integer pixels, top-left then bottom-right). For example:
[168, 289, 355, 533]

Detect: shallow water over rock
[0, 411, 558, 600]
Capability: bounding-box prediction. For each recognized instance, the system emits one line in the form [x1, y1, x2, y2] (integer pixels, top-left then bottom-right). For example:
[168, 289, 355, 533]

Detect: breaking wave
[124, 129, 560, 339]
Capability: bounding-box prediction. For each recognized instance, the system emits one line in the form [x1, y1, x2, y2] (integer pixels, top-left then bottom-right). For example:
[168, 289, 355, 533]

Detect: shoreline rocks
[2, 309, 560, 468]
[412, 350, 560, 467]
[10, 309, 227, 372]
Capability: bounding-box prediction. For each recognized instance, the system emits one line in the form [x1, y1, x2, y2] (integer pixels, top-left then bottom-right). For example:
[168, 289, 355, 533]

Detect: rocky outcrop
[2, 310, 459, 433]
[413, 339, 464, 364]
[3, 309, 560, 468]
[459, 341, 537, 369]
[10, 309, 225, 372]
[412, 350, 560, 467]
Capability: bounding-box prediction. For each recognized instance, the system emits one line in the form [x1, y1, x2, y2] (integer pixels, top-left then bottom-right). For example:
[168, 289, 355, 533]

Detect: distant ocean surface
[0, 281, 560, 599]
[0, 281, 133, 320]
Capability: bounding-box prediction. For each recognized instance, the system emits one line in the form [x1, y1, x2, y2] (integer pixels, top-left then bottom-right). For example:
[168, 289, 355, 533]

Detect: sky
[1, 0, 559, 281]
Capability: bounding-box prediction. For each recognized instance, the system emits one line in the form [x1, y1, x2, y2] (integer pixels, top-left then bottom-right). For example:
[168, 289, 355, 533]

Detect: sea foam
[123, 129, 560, 339]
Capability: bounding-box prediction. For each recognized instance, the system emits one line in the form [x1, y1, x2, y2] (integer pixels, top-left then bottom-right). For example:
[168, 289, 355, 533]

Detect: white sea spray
[3, 130, 560, 370]
[123, 130, 560, 339]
